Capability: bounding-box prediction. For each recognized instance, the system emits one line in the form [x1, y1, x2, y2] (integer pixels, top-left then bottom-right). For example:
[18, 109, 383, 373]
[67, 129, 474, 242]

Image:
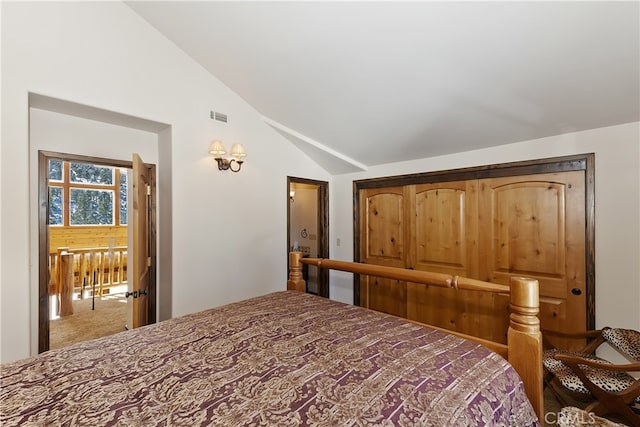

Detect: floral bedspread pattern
[1, 291, 539, 426]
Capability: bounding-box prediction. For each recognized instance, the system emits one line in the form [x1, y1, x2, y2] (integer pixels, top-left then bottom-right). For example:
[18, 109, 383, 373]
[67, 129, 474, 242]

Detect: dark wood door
[132, 153, 150, 328]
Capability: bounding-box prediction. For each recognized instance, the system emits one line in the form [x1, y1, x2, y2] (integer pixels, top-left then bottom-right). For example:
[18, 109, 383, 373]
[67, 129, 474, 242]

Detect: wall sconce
[209, 140, 246, 172]
[290, 191, 295, 203]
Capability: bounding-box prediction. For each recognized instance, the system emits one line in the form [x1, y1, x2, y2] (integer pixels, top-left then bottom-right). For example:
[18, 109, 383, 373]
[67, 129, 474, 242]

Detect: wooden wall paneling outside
[359, 186, 408, 317]
[49, 226, 127, 252]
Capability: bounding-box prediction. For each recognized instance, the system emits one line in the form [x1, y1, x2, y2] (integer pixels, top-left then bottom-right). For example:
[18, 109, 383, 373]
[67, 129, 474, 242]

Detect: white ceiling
[127, 1, 640, 174]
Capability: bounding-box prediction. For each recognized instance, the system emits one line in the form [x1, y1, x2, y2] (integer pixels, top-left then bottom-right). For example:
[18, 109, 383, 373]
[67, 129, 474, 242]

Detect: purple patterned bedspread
[1, 291, 539, 426]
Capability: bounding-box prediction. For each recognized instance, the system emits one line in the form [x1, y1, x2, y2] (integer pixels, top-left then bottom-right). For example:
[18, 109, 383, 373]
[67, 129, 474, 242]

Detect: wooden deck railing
[49, 246, 128, 316]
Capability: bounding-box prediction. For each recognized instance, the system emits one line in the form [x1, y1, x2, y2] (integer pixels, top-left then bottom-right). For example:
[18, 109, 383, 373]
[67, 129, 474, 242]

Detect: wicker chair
[543, 327, 640, 427]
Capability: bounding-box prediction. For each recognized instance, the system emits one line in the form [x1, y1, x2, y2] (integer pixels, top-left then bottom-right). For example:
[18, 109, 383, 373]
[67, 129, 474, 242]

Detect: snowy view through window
[48, 160, 128, 226]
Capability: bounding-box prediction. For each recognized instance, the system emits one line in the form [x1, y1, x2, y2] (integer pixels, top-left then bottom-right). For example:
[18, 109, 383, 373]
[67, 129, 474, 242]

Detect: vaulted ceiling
[127, 1, 639, 174]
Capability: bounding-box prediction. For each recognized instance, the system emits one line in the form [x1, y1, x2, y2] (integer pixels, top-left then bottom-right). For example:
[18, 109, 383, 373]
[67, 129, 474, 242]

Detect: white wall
[331, 122, 640, 335]
[1, 1, 329, 363]
[29, 109, 159, 163]
[29, 107, 159, 344]
[2, 1, 637, 364]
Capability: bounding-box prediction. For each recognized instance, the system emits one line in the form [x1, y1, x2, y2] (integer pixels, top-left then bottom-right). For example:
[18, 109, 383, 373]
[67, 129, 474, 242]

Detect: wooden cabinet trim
[354, 155, 589, 189]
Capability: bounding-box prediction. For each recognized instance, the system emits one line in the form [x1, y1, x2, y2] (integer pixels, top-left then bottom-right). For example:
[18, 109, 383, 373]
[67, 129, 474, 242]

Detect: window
[48, 160, 128, 227]
[69, 163, 113, 185]
[49, 160, 63, 182]
[69, 189, 114, 225]
[48, 187, 63, 225]
[119, 170, 128, 225]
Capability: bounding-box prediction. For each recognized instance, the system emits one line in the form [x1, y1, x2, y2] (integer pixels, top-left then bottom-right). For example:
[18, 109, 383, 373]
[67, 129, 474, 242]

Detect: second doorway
[287, 177, 329, 297]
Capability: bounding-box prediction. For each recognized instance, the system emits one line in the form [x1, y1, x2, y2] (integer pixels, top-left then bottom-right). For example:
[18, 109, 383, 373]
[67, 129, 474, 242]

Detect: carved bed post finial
[508, 276, 544, 421]
[287, 252, 306, 292]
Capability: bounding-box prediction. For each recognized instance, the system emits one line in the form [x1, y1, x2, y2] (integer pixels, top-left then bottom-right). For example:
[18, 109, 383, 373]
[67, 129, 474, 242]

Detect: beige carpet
[50, 293, 128, 350]
[543, 379, 632, 426]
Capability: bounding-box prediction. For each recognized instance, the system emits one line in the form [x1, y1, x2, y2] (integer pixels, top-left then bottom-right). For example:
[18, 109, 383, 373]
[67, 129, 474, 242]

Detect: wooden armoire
[354, 154, 594, 349]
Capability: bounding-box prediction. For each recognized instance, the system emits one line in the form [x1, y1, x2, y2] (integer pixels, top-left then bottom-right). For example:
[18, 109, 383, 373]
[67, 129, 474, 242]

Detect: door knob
[571, 288, 582, 296]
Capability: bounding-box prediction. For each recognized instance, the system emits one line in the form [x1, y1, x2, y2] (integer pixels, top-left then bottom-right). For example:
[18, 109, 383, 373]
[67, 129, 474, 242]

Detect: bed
[1, 253, 543, 426]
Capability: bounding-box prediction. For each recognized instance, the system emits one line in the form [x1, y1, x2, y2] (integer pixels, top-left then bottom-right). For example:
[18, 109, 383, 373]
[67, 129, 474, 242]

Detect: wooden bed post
[290, 254, 544, 421]
[287, 251, 306, 292]
[508, 276, 544, 421]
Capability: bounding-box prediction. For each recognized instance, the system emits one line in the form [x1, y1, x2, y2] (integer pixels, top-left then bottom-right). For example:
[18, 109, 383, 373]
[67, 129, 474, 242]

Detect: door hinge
[147, 256, 151, 267]
[146, 184, 151, 196]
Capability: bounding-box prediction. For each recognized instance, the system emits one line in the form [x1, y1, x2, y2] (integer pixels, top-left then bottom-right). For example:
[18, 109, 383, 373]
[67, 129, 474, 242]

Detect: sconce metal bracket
[214, 157, 244, 173]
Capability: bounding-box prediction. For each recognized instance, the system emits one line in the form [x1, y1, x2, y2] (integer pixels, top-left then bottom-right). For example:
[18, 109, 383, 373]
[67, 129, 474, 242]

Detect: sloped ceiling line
[263, 116, 368, 175]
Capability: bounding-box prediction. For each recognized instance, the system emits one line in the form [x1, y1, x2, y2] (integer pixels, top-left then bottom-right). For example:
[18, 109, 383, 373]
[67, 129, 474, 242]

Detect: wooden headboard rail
[287, 251, 544, 420]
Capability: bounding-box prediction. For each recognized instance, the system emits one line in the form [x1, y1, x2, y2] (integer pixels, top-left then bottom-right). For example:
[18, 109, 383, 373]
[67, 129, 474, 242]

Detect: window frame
[48, 160, 126, 227]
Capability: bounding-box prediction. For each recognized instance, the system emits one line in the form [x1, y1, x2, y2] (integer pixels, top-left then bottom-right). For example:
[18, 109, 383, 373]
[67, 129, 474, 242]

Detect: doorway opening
[46, 157, 129, 350]
[287, 177, 329, 297]
[38, 151, 157, 352]
[29, 94, 171, 356]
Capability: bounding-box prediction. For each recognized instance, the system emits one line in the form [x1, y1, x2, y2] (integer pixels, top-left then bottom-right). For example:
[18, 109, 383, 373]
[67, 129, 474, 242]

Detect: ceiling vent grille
[210, 111, 228, 123]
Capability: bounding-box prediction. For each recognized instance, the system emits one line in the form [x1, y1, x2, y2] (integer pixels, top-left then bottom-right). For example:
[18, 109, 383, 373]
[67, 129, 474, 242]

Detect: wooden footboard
[287, 251, 544, 420]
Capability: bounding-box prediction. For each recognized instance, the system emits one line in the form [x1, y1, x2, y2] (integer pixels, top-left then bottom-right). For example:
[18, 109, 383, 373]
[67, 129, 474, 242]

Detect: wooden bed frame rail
[287, 251, 544, 420]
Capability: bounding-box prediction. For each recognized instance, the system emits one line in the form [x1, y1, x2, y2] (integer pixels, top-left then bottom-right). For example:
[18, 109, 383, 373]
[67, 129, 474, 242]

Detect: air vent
[210, 111, 228, 123]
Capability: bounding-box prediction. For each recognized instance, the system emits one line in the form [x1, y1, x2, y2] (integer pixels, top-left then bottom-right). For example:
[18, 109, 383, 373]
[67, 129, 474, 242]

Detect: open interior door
[131, 153, 150, 328]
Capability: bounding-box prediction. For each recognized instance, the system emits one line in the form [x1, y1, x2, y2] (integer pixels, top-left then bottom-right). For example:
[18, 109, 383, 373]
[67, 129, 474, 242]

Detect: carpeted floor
[544, 382, 586, 426]
[543, 380, 632, 426]
[49, 293, 128, 350]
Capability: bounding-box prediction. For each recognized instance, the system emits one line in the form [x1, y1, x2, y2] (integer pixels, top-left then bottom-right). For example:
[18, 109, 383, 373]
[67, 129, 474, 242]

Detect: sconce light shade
[230, 143, 246, 160]
[209, 140, 226, 157]
[209, 140, 246, 172]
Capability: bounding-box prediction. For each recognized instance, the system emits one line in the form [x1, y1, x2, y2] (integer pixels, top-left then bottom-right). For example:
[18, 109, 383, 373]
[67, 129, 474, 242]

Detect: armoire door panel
[539, 297, 567, 324]
[415, 188, 465, 267]
[407, 283, 509, 343]
[359, 187, 408, 315]
[407, 283, 460, 331]
[490, 181, 566, 277]
[361, 187, 407, 264]
[366, 276, 407, 317]
[407, 181, 490, 340]
[497, 274, 568, 299]
[479, 171, 586, 349]
[410, 181, 478, 277]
